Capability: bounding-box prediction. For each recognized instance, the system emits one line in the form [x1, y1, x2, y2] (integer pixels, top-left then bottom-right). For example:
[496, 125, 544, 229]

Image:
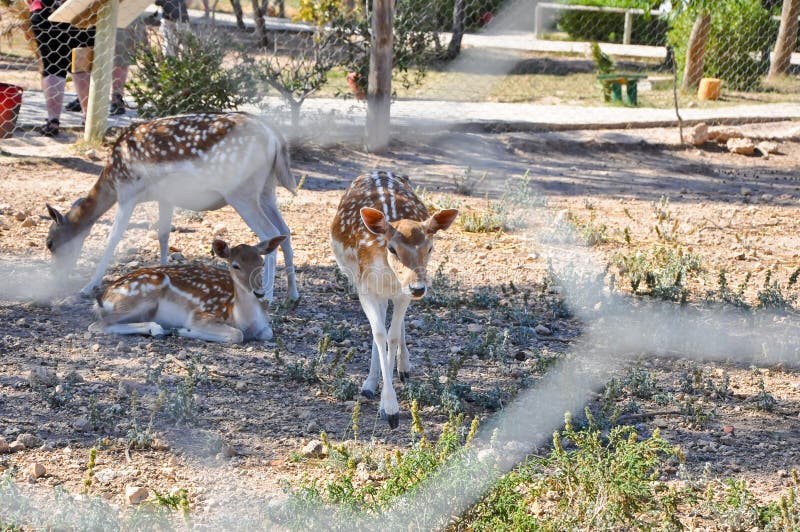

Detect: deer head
[360, 207, 458, 299]
[211, 236, 286, 301]
[45, 200, 92, 276]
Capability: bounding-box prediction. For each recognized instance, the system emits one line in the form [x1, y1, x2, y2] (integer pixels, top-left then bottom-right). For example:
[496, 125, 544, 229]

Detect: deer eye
[388, 245, 398, 256]
[231, 263, 241, 270]
[46, 239, 54, 251]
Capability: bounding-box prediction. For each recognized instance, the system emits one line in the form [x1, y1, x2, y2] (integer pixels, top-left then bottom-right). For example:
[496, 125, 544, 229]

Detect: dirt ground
[1, 121, 800, 525]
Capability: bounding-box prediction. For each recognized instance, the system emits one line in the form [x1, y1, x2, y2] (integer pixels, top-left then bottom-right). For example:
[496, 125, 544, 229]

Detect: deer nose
[409, 283, 427, 299]
[253, 289, 265, 299]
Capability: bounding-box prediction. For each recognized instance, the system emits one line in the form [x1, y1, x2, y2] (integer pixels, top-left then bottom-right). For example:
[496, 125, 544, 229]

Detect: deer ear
[360, 207, 387, 234]
[256, 236, 286, 255]
[426, 209, 459, 234]
[46, 203, 66, 225]
[212, 239, 231, 259]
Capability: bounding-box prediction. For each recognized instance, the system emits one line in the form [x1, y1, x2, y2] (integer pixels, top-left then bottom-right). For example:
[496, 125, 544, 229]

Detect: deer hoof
[360, 388, 375, 400]
[399, 371, 410, 383]
[380, 408, 400, 430]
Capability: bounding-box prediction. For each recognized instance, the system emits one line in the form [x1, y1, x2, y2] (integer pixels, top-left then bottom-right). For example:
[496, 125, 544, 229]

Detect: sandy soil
[0, 121, 799, 525]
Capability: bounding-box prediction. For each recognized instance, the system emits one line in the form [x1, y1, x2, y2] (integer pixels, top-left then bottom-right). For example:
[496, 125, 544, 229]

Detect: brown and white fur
[45, 112, 297, 302]
[90, 237, 285, 343]
[330, 171, 458, 428]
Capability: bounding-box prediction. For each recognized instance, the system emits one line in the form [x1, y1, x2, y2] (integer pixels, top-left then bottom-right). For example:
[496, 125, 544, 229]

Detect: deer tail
[275, 137, 297, 195]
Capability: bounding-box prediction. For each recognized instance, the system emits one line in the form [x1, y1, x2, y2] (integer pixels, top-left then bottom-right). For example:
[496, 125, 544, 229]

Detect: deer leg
[261, 200, 298, 301]
[157, 201, 174, 266]
[226, 193, 281, 302]
[393, 299, 413, 382]
[81, 201, 136, 295]
[389, 296, 411, 382]
[361, 298, 387, 400]
[359, 293, 399, 429]
[176, 320, 244, 343]
[90, 321, 167, 337]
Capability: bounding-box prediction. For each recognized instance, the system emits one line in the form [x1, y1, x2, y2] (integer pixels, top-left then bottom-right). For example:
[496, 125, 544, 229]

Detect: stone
[125, 485, 149, 505]
[709, 126, 744, 142]
[212, 223, 228, 236]
[355, 462, 370, 482]
[21, 217, 37, 228]
[124, 261, 140, 270]
[16, 433, 42, 449]
[94, 468, 116, 484]
[92, 343, 101, 353]
[13, 211, 26, 222]
[8, 441, 25, 453]
[723, 425, 735, 435]
[306, 420, 320, 434]
[28, 462, 46, 479]
[220, 444, 236, 458]
[73, 417, 91, 432]
[757, 141, 779, 155]
[116, 341, 130, 354]
[29, 367, 59, 387]
[727, 138, 756, 156]
[534, 324, 552, 336]
[301, 439, 325, 458]
[467, 323, 483, 334]
[408, 319, 424, 330]
[0, 437, 8, 453]
[170, 252, 185, 262]
[689, 123, 709, 146]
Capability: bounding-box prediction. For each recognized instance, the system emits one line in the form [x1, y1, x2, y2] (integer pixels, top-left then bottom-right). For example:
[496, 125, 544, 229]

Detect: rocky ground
[0, 121, 799, 527]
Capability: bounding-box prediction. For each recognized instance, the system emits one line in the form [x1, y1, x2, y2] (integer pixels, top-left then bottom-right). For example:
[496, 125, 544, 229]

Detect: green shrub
[128, 30, 258, 118]
[667, 0, 776, 91]
[557, 0, 668, 46]
[460, 412, 679, 529]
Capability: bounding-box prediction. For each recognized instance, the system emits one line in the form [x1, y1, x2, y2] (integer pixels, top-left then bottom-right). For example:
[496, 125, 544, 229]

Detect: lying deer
[45, 112, 298, 302]
[90, 237, 285, 342]
[330, 171, 458, 428]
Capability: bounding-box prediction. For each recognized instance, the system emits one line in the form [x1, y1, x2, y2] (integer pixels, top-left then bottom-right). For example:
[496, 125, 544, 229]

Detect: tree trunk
[251, 0, 268, 46]
[769, 0, 800, 78]
[446, 0, 466, 59]
[366, 0, 393, 152]
[681, 11, 711, 90]
[230, 0, 245, 29]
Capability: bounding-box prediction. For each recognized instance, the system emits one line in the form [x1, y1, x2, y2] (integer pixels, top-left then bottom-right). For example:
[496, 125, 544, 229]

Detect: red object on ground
[0, 83, 23, 139]
[480, 12, 493, 25]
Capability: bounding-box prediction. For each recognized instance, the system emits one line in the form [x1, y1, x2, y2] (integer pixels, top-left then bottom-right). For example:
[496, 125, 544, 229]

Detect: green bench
[597, 73, 648, 106]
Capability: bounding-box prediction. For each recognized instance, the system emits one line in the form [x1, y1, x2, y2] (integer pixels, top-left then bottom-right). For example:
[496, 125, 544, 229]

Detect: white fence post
[623, 10, 633, 45]
[84, 0, 118, 142]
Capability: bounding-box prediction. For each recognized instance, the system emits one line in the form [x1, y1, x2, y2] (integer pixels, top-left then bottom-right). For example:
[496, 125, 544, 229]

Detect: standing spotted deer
[90, 237, 285, 342]
[45, 112, 298, 303]
[331, 171, 458, 428]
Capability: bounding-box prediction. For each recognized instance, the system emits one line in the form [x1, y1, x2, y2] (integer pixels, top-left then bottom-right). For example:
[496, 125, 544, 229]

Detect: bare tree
[446, 0, 466, 60]
[681, 10, 711, 90]
[769, 0, 800, 78]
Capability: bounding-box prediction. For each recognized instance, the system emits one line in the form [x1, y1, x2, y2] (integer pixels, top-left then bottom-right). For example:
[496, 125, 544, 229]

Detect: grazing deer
[330, 171, 458, 428]
[45, 112, 298, 302]
[90, 237, 285, 342]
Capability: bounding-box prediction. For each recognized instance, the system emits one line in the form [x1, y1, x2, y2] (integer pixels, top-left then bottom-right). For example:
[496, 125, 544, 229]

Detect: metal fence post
[84, 0, 118, 142]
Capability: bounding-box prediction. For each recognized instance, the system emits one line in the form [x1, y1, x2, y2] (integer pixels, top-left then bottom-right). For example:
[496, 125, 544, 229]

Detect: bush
[557, 0, 668, 46]
[667, 0, 776, 91]
[128, 30, 258, 118]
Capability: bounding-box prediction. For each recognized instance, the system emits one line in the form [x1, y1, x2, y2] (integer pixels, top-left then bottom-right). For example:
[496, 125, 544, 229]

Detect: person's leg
[31, 13, 71, 135]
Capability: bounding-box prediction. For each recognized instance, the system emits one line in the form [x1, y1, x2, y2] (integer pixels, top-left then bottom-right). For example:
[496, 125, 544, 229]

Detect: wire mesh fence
[0, 0, 798, 142]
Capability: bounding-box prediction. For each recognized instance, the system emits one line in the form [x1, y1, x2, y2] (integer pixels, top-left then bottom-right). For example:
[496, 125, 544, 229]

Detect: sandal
[36, 118, 60, 137]
[65, 98, 81, 112]
[109, 93, 126, 116]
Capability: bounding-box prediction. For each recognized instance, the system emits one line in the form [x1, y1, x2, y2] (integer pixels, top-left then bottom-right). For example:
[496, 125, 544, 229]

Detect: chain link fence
[0, 0, 798, 141]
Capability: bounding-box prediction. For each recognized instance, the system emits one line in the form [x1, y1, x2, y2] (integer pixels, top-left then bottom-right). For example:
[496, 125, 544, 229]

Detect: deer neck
[67, 172, 117, 229]
[230, 281, 266, 332]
